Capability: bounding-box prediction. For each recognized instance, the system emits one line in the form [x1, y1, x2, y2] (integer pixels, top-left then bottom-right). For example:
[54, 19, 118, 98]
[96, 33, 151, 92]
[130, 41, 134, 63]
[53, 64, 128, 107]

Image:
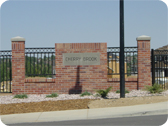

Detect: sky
[0, 0, 167, 50]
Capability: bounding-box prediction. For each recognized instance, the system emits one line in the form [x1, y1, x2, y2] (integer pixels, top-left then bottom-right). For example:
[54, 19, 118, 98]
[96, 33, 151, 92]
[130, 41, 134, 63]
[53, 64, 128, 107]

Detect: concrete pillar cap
[11, 36, 25, 42]
[136, 35, 151, 41]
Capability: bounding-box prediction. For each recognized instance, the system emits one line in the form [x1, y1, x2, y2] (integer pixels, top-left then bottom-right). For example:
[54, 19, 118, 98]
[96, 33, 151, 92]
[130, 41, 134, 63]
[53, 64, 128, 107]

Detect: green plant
[14, 94, 28, 99]
[145, 83, 163, 93]
[116, 89, 129, 93]
[46, 93, 58, 98]
[80, 91, 92, 97]
[96, 86, 112, 98]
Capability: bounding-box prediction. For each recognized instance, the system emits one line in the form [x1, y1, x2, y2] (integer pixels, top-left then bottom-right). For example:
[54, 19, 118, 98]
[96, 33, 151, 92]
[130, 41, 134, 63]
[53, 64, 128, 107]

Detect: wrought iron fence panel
[107, 47, 138, 77]
[0, 50, 12, 93]
[151, 49, 168, 89]
[25, 47, 55, 78]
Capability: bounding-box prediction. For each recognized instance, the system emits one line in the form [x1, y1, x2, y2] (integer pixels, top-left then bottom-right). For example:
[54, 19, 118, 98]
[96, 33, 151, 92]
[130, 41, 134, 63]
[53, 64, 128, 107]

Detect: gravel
[1, 90, 168, 104]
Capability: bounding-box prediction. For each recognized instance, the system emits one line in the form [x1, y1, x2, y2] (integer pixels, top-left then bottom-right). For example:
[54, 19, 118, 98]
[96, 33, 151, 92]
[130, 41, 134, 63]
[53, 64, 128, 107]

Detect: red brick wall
[11, 37, 151, 94]
[107, 78, 138, 91]
[137, 40, 152, 89]
[12, 41, 25, 94]
[55, 43, 108, 94]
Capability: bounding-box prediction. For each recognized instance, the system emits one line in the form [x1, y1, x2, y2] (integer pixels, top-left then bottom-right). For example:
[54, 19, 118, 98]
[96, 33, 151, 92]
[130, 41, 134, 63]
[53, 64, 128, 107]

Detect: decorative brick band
[25, 78, 55, 83]
[55, 43, 105, 50]
[107, 78, 138, 82]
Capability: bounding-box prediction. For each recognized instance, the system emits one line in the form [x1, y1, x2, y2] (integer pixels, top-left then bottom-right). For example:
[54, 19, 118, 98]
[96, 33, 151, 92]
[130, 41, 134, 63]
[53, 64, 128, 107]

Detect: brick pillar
[11, 36, 25, 94]
[137, 35, 151, 89]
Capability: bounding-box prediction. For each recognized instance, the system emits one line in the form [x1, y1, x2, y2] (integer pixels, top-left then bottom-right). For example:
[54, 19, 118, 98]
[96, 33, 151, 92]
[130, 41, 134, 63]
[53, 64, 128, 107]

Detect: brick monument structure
[11, 35, 152, 94]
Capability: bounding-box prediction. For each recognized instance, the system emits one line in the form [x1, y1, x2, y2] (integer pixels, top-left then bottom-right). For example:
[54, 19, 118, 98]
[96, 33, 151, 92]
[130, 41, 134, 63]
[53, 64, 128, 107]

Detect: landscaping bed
[0, 99, 93, 115]
[0, 89, 168, 115]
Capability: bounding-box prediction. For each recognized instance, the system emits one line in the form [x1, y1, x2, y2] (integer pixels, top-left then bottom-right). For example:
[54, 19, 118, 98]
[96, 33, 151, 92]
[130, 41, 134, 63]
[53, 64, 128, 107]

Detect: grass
[116, 89, 129, 93]
[145, 83, 163, 93]
[46, 93, 59, 98]
[80, 91, 92, 97]
[13, 94, 28, 99]
[96, 86, 112, 98]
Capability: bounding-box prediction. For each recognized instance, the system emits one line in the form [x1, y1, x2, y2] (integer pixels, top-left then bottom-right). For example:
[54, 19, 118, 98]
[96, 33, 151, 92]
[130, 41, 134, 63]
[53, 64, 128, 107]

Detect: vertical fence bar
[164, 53, 165, 89]
[30, 53, 31, 76]
[161, 52, 163, 88]
[0, 55, 1, 92]
[34, 53, 35, 77]
[52, 53, 53, 77]
[3, 56, 4, 92]
[6, 56, 8, 92]
[9, 56, 12, 92]
[133, 52, 135, 74]
[151, 49, 155, 85]
[41, 53, 42, 75]
[44, 53, 45, 76]
[26, 54, 27, 77]
[37, 53, 38, 75]
[159, 54, 161, 84]
[157, 55, 159, 84]
[126, 51, 127, 76]
[48, 53, 49, 75]
[107, 52, 109, 74]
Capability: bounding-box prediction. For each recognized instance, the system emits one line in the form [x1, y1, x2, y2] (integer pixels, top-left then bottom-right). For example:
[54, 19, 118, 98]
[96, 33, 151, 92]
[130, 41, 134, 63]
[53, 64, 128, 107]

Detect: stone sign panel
[63, 53, 100, 66]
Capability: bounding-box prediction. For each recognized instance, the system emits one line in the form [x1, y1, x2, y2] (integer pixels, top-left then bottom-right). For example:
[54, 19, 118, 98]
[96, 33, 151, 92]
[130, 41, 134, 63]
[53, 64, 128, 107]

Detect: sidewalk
[1, 101, 168, 125]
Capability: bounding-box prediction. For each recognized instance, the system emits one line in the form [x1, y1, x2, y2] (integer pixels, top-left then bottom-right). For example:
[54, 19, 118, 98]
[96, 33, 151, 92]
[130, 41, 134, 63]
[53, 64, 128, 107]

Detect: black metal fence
[107, 47, 138, 77]
[0, 50, 12, 93]
[25, 47, 55, 78]
[151, 49, 168, 89]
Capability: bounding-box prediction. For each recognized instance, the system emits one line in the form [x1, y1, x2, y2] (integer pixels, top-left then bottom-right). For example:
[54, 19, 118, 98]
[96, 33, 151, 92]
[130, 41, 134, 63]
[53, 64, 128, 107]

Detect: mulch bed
[0, 99, 94, 115]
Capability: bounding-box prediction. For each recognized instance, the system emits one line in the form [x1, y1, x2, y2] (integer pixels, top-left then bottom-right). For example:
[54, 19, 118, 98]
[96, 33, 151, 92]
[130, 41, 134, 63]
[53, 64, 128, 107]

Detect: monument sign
[63, 53, 100, 65]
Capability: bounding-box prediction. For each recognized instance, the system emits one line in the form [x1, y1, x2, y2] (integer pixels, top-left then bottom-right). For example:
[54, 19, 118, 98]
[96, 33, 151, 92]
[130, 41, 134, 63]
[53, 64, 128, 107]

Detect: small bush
[46, 93, 58, 98]
[80, 91, 92, 97]
[14, 94, 28, 99]
[145, 83, 163, 93]
[96, 86, 112, 98]
[116, 89, 129, 93]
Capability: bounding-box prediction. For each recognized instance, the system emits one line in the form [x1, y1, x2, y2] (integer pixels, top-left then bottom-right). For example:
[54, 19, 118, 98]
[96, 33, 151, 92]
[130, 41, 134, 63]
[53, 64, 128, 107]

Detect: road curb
[1, 101, 168, 125]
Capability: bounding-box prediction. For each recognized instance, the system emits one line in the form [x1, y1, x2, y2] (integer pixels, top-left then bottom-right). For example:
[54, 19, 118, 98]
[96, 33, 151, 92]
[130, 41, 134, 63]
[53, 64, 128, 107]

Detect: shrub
[14, 94, 28, 99]
[96, 86, 112, 98]
[116, 89, 129, 93]
[145, 83, 163, 93]
[46, 93, 58, 98]
[80, 91, 92, 97]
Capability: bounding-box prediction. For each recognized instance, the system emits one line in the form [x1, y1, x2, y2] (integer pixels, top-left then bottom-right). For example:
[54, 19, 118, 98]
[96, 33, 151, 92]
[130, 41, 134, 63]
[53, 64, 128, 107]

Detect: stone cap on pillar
[11, 36, 25, 42]
[136, 35, 151, 41]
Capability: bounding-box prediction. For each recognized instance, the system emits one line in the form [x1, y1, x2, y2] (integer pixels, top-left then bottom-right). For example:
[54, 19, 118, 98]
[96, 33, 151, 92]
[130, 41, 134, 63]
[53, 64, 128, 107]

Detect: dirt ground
[0, 95, 168, 115]
[88, 95, 168, 109]
[0, 99, 93, 115]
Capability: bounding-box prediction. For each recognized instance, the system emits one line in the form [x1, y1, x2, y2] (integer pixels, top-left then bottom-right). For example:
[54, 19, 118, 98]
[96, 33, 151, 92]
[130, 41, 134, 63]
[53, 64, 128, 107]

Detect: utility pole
[120, 0, 125, 98]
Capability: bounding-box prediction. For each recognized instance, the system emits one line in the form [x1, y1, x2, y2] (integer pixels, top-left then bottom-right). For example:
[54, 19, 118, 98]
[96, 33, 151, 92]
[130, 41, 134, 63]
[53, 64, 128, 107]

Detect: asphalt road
[7, 114, 168, 126]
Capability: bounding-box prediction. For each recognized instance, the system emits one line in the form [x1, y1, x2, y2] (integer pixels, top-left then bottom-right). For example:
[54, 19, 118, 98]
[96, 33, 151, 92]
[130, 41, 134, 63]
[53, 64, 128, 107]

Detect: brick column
[137, 35, 151, 89]
[11, 36, 25, 94]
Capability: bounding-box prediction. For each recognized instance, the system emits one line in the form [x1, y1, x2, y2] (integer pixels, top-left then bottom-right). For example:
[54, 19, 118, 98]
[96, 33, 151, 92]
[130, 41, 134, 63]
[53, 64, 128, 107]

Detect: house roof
[154, 45, 168, 55]
[155, 45, 168, 50]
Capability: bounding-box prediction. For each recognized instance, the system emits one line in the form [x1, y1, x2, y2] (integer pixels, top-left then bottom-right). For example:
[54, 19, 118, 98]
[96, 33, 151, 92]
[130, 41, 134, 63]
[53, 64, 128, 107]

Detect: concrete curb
[1, 101, 168, 125]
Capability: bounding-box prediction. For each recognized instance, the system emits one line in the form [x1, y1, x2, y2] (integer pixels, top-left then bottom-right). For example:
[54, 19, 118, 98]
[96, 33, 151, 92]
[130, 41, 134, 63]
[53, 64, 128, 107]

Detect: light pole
[120, 0, 125, 98]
